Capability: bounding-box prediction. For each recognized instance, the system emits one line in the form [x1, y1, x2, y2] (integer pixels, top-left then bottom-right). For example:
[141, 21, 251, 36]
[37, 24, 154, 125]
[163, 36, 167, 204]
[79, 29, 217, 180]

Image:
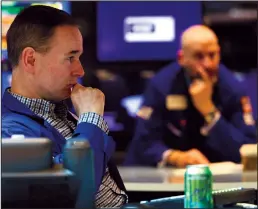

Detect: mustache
[190, 70, 218, 82]
[194, 69, 217, 76]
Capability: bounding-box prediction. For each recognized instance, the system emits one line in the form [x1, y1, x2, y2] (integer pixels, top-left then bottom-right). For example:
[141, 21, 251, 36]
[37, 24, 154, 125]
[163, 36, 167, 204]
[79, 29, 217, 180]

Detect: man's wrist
[158, 149, 173, 168]
[78, 112, 109, 134]
[203, 107, 219, 124]
[200, 111, 221, 135]
[167, 150, 182, 165]
[200, 102, 216, 117]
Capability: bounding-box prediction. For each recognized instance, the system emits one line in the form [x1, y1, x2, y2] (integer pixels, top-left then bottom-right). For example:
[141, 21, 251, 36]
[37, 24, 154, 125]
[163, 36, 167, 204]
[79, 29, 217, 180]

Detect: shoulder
[2, 112, 42, 136]
[218, 64, 246, 98]
[2, 111, 33, 122]
[149, 62, 182, 94]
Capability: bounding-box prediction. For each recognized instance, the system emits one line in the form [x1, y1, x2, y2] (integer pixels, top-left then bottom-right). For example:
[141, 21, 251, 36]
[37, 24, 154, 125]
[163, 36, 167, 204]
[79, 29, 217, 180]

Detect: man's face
[180, 41, 220, 79]
[33, 25, 84, 101]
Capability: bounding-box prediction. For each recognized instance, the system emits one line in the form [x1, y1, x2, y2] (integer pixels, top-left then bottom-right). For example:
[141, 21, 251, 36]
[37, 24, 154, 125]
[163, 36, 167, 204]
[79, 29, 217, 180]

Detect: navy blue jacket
[124, 63, 257, 166]
[2, 90, 126, 195]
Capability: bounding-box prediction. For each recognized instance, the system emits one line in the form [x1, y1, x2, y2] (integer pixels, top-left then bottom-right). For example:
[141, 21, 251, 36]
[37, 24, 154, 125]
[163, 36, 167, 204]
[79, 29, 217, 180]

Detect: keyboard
[139, 187, 257, 208]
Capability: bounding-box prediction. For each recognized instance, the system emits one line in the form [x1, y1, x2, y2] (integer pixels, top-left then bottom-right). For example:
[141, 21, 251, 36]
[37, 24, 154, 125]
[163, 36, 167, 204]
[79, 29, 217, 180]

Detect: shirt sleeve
[200, 111, 221, 136]
[157, 149, 174, 168]
[78, 112, 109, 135]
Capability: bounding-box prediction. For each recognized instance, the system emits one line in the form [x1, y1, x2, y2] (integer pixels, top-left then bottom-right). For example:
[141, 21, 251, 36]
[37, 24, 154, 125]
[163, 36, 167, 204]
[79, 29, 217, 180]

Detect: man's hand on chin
[189, 65, 217, 116]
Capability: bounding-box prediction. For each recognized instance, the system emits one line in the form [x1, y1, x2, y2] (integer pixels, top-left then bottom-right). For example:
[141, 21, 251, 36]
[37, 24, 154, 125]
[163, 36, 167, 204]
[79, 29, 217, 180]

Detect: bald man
[124, 25, 256, 167]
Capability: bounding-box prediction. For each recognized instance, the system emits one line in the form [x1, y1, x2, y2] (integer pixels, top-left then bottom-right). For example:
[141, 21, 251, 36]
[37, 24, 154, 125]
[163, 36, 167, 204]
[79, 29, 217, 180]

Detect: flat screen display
[97, 2, 203, 62]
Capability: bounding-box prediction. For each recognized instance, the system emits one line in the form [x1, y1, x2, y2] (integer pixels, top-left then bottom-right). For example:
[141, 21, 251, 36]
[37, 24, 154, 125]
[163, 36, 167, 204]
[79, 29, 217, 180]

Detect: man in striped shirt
[2, 5, 127, 208]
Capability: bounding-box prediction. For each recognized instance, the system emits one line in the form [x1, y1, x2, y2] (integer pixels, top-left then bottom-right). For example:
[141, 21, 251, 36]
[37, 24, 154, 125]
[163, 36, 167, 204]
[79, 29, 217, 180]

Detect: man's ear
[177, 49, 184, 65]
[21, 47, 36, 74]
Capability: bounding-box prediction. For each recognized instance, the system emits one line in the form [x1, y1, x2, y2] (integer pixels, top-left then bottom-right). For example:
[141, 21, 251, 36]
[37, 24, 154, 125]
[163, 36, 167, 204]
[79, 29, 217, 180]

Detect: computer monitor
[137, 187, 257, 208]
[97, 2, 203, 62]
[2, 137, 53, 172]
[2, 137, 96, 209]
[2, 1, 71, 60]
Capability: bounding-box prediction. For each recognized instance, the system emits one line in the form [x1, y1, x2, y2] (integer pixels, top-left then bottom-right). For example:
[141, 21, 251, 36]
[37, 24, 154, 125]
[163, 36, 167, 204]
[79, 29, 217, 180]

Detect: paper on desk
[172, 162, 243, 176]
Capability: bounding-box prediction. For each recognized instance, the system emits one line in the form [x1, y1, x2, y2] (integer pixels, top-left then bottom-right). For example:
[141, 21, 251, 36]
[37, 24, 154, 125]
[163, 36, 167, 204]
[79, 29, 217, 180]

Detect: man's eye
[209, 52, 216, 59]
[194, 53, 204, 60]
[68, 56, 75, 62]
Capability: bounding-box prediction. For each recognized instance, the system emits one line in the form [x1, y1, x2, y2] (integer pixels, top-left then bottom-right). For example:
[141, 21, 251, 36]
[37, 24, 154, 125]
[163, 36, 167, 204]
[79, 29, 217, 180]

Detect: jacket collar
[2, 88, 46, 121]
[2, 88, 78, 124]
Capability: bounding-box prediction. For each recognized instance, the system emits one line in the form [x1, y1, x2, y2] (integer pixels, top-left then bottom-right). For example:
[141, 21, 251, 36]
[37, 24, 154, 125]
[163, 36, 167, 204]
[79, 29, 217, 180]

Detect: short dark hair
[7, 5, 78, 68]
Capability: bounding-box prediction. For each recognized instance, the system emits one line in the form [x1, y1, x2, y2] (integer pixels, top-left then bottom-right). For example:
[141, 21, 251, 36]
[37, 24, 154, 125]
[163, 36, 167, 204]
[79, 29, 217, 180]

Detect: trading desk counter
[118, 162, 257, 202]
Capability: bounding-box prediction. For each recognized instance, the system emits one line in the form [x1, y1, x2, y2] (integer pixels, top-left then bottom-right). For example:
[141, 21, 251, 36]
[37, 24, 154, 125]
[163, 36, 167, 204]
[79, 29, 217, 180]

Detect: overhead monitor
[97, 2, 203, 62]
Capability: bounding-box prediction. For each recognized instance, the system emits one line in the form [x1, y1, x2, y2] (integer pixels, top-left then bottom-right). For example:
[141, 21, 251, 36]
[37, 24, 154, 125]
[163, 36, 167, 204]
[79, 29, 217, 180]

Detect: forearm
[205, 115, 256, 162]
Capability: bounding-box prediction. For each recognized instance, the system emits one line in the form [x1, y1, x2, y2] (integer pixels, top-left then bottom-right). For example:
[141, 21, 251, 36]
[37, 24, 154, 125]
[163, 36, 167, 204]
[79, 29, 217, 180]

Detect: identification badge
[166, 95, 187, 110]
[136, 106, 153, 120]
[243, 113, 255, 125]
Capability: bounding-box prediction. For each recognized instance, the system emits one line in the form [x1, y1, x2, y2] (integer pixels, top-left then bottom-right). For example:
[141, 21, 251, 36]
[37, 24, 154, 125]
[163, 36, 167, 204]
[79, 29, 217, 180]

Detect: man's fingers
[188, 158, 198, 165]
[196, 153, 210, 164]
[189, 149, 210, 164]
[189, 79, 205, 94]
[72, 84, 95, 92]
[72, 83, 83, 91]
[196, 65, 210, 82]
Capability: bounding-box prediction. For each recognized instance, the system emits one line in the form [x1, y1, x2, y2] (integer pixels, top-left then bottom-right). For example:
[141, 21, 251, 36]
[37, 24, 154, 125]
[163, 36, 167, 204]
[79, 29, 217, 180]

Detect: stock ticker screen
[97, 2, 203, 62]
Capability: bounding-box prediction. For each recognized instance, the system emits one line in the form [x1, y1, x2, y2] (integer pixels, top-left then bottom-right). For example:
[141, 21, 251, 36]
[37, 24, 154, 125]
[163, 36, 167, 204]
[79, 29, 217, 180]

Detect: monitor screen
[1, 1, 71, 60]
[2, 137, 52, 172]
[97, 2, 203, 62]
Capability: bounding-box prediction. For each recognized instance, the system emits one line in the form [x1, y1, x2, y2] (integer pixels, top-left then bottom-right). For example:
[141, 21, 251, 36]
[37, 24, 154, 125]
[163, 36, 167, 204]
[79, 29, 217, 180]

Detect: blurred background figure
[2, 1, 257, 166]
[2, 59, 12, 97]
[124, 25, 256, 167]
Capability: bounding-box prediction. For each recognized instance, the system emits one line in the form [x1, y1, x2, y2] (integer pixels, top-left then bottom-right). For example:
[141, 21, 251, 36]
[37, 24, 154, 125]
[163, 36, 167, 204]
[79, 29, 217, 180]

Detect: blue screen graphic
[97, 2, 203, 62]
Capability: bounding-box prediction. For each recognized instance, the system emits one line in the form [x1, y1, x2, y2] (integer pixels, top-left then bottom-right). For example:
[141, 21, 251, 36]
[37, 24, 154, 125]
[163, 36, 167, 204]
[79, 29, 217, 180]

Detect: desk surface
[2, 162, 256, 193]
[118, 162, 257, 192]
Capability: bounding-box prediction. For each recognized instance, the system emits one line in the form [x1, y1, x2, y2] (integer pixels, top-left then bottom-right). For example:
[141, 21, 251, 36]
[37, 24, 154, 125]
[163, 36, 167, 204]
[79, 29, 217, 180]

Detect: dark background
[68, 1, 257, 156]
[71, 1, 257, 72]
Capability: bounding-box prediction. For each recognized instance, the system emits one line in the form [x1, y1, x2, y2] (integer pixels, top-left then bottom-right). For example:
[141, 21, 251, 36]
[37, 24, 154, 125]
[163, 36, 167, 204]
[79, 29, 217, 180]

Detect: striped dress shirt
[10, 90, 128, 208]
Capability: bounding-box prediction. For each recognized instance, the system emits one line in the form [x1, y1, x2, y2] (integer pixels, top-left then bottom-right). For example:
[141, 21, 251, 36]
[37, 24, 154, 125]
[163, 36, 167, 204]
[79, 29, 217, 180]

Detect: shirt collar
[8, 89, 68, 118]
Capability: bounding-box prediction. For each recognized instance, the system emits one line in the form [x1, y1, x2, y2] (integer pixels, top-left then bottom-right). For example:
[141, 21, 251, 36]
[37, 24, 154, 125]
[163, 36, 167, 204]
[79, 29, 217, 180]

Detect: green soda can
[184, 164, 213, 208]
